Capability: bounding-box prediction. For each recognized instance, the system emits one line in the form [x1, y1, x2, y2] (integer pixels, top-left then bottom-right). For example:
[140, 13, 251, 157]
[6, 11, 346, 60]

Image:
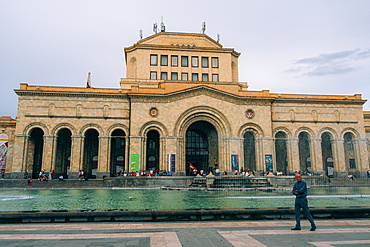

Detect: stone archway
[82, 129, 99, 178]
[185, 121, 218, 175]
[174, 106, 231, 174]
[298, 132, 311, 173]
[146, 130, 160, 171]
[27, 128, 44, 179]
[55, 128, 72, 178]
[275, 131, 288, 175]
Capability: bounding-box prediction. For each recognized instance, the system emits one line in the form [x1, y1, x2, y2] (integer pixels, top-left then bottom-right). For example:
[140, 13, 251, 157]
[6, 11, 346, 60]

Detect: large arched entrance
[146, 130, 160, 171]
[83, 129, 99, 178]
[110, 129, 126, 176]
[186, 121, 218, 175]
[275, 131, 288, 175]
[321, 132, 334, 177]
[55, 128, 72, 178]
[244, 131, 256, 172]
[28, 128, 44, 179]
[298, 132, 311, 173]
[344, 132, 357, 170]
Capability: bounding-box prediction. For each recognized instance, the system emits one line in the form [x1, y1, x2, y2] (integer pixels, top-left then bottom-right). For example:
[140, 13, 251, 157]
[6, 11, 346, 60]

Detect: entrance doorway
[28, 128, 44, 179]
[185, 121, 218, 175]
[83, 129, 99, 178]
[55, 128, 72, 178]
[275, 131, 288, 175]
[146, 130, 160, 171]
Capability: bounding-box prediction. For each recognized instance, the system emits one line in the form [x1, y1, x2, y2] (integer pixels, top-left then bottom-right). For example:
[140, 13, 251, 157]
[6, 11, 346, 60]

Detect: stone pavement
[0, 219, 370, 246]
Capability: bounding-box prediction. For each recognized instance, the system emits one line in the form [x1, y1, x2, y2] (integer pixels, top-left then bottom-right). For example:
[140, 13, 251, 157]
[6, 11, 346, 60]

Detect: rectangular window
[192, 73, 198, 81]
[150, 71, 157, 80]
[161, 72, 167, 80]
[171, 72, 178, 81]
[191, 56, 198, 67]
[150, 54, 157, 66]
[181, 56, 188, 67]
[202, 73, 208, 82]
[161, 55, 168, 66]
[182, 73, 188, 81]
[171, 55, 178, 66]
[212, 74, 218, 82]
[211, 57, 218, 68]
[349, 159, 356, 169]
[202, 57, 209, 68]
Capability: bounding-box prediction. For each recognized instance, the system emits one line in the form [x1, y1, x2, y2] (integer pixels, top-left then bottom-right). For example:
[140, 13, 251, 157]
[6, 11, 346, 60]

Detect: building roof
[124, 32, 241, 62]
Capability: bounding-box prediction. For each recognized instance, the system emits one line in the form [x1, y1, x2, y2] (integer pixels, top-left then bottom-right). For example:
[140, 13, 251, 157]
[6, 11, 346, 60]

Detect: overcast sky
[1, 0, 370, 118]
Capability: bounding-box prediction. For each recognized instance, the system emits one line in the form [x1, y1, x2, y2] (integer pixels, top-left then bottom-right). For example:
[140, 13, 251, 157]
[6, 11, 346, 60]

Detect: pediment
[137, 32, 222, 49]
[129, 85, 272, 106]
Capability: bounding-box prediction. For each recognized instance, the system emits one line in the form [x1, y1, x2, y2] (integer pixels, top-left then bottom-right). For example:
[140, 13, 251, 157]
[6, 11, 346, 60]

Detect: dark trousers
[295, 197, 315, 227]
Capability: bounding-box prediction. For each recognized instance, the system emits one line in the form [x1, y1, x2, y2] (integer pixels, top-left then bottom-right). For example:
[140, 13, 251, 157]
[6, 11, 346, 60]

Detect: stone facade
[5, 32, 370, 179]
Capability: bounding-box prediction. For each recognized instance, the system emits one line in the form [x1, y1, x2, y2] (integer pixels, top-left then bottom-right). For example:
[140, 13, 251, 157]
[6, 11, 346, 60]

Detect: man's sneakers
[291, 227, 301, 230]
[310, 226, 316, 231]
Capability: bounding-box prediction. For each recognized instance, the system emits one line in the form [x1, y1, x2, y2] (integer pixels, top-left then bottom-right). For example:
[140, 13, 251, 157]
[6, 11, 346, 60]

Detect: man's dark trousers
[295, 197, 315, 227]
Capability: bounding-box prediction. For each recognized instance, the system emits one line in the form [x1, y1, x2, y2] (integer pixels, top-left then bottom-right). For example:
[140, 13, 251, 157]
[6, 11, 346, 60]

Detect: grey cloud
[295, 49, 360, 65]
[285, 48, 369, 77]
[305, 66, 356, 76]
[354, 49, 370, 60]
[283, 67, 304, 73]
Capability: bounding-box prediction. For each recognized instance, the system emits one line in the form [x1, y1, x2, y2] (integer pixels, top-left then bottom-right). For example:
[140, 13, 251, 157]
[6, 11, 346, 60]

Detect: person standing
[291, 174, 316, 231]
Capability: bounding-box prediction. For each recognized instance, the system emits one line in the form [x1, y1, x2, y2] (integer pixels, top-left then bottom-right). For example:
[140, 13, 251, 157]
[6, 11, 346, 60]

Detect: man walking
[291, 174, 316, 231]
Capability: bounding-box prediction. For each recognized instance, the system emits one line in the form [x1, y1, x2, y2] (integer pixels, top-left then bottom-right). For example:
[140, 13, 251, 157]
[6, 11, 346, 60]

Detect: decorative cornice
[25, 115, 129, 120]
[273, 98, 366, 105]
[128, 85, 274, 105]
[15, 90, 129, 99]
[273, 120, 358, 124]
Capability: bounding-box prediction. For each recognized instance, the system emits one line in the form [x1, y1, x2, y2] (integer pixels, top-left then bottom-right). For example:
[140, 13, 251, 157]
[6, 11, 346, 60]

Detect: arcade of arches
[15, 119, 369, 179]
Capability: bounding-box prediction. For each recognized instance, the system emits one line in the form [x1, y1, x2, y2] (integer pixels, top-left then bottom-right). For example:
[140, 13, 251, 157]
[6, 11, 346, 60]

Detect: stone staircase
[212, 176, 272, 188]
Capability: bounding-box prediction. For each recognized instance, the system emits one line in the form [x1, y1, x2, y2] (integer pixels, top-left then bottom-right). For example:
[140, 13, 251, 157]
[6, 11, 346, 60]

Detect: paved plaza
[0, 219, 370, 246]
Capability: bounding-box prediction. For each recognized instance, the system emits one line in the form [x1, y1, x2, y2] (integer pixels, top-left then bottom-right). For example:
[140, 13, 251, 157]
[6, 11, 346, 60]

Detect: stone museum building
[1, 31, 370, 179]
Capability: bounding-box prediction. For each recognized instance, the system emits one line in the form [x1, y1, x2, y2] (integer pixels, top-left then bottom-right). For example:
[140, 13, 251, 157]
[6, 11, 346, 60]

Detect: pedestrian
[27, 176, 33, 187]
[51, 170, 55, 179]
[291, 174, 316, 231]
[1, 169, 4, 179]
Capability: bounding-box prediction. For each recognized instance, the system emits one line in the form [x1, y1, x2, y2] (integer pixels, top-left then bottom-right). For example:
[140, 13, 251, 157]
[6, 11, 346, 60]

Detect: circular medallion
[149, 107, 158, 117]
[245, 109, 254, 119]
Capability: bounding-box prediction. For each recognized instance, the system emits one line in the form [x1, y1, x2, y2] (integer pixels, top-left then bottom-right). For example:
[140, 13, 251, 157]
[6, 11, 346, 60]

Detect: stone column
[129, 135, 143, 172]
[261, 137, 274, 172]
[312, 138, 323, 174]
[222, 137, 230, 172]
[160, 137, 166, 171]
[106, 136, 112, 175]
[97, 135, 109, 178]
[289, 137, 300, 173]
[229, 137, 243, 168]
[51, 135, 58, 171]
[11, 134, 28, 178]
[141, 137, 147, 171]
[355, 138, 369, 175]
[238, 137, 244, 172]
[332, 138, 346, 177]
[165, 136, 179, 174]
[125, 137, 129, 172]
[69, 135, 83, 179]
[42, 135, 55, 172]
[177, 137, 184, 174]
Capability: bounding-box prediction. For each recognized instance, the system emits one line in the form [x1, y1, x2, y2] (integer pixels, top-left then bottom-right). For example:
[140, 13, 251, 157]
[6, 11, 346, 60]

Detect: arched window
[244, 131, 256, 171]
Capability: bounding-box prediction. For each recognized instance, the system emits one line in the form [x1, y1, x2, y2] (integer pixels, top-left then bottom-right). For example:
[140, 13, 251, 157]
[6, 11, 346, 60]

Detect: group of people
[113, 169, 172, 177]
[78, 170, 88, 180]
[38, 169, 54, 182]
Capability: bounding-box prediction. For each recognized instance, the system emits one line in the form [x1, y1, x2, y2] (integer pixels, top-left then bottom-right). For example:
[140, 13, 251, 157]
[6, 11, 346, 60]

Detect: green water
[0, 187, 369, 212]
